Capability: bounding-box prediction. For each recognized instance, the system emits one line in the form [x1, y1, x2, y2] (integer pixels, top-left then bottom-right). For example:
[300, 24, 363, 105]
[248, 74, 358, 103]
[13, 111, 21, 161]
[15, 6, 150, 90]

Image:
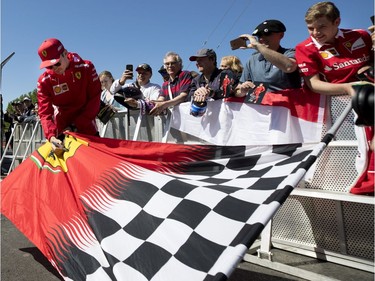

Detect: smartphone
[126, 64, 133, 71]
[230, 37, 247, 50]
[371, 16, 374, 24]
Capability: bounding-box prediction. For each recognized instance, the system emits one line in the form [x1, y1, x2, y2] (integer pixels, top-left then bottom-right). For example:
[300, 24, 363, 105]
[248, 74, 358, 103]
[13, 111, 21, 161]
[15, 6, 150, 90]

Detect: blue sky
[1, 0, 374, 107]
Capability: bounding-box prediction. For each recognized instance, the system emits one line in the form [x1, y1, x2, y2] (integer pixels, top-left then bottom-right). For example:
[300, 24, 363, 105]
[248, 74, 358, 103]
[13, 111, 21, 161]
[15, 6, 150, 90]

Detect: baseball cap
[38, 38, 65, 69]
[23, 97, 31, 101]
[158, 65, 168, 76]
[252, 20, 286, 36]
[189, 49, 217, 61]
[136, 63, 152, 73]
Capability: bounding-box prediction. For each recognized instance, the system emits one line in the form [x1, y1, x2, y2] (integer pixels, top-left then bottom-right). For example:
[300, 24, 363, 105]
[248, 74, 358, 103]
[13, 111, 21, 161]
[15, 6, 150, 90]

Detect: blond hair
[305, 1, 340, 24]
[220, 55, 244, 75]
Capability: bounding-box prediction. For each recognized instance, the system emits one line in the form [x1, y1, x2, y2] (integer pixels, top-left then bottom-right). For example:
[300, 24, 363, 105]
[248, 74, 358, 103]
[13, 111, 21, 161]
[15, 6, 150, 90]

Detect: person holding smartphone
[234, 19, 301, 98]
[295, 2, 374, 195]
[110, 63, 161, 109]
[37, 38, 101, 155]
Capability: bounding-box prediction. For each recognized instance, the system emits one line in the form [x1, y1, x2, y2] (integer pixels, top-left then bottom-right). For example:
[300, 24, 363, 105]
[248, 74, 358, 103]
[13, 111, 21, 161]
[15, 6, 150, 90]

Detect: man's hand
[50, 136, 66, 157]
[119, 69, 133, 85]
[149, 100, 167, 116]
[236, 81, 256, 97]
[239, 34, 264, 49]
[194, 85, 211, 102]
[124, 98, 138, 108]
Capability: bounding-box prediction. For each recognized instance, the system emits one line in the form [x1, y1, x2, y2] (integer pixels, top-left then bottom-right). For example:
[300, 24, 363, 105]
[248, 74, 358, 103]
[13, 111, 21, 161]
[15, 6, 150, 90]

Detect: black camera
[352, 83, 374, 126]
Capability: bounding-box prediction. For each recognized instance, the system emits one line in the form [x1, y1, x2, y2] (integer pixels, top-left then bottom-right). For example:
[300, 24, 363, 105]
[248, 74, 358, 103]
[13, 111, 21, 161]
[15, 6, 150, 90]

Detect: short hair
[305, 1, 340, 24]
[99, 70, 114, 82]
[164, 51, 183, 67]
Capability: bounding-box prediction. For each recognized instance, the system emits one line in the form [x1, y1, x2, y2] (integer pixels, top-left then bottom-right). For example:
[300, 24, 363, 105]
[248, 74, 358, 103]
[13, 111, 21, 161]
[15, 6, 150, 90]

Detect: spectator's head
[99, 71, 114, 91]
[189, 49, 217, 75]
[38, 38, 68, 74]
[136, 63, 153, 86]
[23, 97, 32, 107]
[163, 52, 183, 79]
[304, 2, 340, 45]
[305, 1, 340, 24]
[252, 20, 286, 50]
[14, 102, 24, 113]
[220, 55, 243, 75]
[158, 65, 169, 82]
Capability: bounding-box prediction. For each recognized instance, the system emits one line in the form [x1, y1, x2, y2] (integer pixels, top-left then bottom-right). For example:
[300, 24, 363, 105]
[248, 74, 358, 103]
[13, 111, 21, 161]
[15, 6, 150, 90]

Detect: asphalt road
[1, 215, 303, 281]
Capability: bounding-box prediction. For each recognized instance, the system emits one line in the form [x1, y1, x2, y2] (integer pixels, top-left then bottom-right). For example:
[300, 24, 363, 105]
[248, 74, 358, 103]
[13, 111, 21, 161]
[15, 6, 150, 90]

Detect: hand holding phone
[230, 37, 247, 50]
[125, 64, 133, 79]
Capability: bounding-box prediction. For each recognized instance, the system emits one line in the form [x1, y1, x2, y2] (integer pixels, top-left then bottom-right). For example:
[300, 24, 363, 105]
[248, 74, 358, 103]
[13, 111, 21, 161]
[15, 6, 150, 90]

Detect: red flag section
[225, 87, 323, 123]
[172, 88, 325, 146]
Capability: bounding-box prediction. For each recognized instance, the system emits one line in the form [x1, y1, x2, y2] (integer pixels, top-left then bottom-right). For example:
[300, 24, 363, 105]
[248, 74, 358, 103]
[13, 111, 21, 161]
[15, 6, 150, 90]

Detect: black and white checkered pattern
[48, 143, 314, 281]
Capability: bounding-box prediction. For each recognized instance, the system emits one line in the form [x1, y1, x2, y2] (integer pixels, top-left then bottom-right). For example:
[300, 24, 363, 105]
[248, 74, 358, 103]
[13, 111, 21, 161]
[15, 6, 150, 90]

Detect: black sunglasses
[46, 62, 61, 70]
[46, 53, 64, 70]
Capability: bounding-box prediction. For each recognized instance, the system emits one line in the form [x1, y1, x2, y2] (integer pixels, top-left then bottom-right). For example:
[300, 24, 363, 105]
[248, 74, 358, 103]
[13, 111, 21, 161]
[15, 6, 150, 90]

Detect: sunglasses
[46, 53, 64, 70]
[46, 62, 61, 70]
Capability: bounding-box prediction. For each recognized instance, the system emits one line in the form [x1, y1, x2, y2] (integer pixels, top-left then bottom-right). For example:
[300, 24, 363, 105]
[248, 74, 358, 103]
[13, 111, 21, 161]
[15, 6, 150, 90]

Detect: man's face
[47, 52, 68, 75]
[307, 17, 340, 45]
[163, 56, 181, 78]
[195, 56, 214, 73]
[257, 32, 283, 50]
[137, 70, 152, 85]
[100, 76, 112, 91]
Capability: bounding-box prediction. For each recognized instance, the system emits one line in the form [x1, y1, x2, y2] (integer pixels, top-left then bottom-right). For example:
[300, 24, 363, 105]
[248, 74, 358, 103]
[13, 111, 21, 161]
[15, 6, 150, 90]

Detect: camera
[352, 83, 374, 126]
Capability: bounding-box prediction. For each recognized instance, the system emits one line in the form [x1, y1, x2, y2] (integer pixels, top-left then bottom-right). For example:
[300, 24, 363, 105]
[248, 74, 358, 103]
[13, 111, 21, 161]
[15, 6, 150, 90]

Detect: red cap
[38, 38, 65, 69]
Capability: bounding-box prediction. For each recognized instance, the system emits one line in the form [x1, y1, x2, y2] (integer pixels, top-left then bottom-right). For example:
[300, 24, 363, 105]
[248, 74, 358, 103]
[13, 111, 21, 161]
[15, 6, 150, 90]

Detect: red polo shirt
[296, 28, 372, 83]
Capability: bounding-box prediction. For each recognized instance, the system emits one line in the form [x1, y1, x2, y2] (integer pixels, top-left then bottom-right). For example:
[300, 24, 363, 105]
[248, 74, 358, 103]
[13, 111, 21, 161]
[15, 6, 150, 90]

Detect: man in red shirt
[296, 2, 374, 195]
[37, 38, 101, 155]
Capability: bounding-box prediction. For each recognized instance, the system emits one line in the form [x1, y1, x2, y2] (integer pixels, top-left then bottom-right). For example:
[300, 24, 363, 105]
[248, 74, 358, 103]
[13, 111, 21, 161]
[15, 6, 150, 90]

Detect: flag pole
[283, 101, 353, 197]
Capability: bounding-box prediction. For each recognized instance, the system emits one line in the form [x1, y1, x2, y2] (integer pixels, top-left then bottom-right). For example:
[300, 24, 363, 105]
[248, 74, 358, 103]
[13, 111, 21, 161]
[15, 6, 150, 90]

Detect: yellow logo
[54, 86, 62, 94]
[42, 50, 47, 57]
[35, 135, 88, 173]
[75, 72, 82, 80]
[53, 83, 69, 95]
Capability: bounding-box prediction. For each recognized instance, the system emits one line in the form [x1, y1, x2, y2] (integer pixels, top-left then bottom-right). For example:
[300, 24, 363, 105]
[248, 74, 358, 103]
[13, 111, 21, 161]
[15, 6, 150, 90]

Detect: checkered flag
[29, 138, 313, 280]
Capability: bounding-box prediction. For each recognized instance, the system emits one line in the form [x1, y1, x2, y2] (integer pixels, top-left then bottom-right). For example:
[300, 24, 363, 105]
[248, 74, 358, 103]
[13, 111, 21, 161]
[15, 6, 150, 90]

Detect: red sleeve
[37, 75, 58, 140]
[295, 39, 320, 78]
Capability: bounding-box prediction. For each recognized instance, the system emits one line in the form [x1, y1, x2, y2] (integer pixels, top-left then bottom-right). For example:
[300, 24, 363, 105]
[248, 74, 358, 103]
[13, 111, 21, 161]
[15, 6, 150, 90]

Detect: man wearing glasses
[149, 51, 193, 116]
[37, 38, 101, 155]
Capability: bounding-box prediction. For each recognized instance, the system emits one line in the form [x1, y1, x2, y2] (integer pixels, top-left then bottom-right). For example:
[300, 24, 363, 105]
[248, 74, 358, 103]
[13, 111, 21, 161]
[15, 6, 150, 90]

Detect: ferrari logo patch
[53, 83, 69, 95]
[75, 72, 82, 80]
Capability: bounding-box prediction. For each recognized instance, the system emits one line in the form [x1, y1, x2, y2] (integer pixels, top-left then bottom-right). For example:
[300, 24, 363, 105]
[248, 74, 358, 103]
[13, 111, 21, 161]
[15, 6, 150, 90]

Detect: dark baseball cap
[136, 63, 152, 73]
[252, 20, 286, 36]
[189, 49, 217, 61]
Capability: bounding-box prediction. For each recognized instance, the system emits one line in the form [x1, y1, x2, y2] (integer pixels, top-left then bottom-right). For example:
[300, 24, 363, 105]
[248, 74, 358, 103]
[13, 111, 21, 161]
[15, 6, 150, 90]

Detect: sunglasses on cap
[46, 62, 61, 70]
[46, 53, 64, 70]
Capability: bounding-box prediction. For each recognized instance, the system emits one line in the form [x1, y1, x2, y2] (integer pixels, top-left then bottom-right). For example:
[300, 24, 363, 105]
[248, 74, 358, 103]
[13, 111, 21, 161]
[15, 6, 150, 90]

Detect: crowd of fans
[2, 2, 374, 193]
